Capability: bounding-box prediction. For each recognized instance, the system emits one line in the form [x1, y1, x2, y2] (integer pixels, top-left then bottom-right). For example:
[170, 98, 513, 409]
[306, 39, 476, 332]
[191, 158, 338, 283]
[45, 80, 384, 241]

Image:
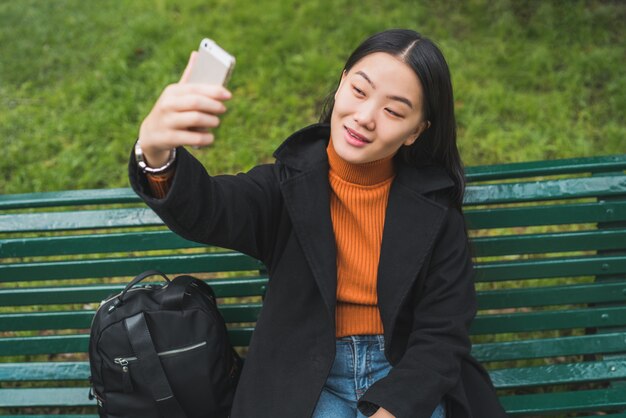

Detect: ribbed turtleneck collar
[326, 136, 396, 186]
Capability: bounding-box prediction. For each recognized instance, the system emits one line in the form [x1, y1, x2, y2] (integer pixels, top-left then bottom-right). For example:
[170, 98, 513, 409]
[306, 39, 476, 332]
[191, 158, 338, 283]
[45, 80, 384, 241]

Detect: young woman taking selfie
[129, 29, 508, 418]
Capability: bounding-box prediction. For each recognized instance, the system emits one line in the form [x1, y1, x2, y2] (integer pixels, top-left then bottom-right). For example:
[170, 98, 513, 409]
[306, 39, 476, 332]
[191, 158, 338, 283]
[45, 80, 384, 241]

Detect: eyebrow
[355, 70, 414, 109]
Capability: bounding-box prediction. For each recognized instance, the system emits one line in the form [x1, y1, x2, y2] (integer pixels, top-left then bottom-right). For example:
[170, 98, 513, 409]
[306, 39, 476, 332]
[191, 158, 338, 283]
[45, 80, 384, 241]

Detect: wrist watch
[134, 139, 177, 174]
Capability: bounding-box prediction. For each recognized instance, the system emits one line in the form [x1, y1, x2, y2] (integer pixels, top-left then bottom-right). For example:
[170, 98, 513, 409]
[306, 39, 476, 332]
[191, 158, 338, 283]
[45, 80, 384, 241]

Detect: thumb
[179, 51, 197, 83]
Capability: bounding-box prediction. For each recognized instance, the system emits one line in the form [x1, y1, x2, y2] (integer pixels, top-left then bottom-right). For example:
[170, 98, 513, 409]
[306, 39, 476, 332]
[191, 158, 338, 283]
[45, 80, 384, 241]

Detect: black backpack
[88, 270, 242, 418]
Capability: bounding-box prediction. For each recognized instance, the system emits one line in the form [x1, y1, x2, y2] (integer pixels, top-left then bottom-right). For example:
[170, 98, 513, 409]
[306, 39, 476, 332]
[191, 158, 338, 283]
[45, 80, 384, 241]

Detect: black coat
[129, 123, 508, 418]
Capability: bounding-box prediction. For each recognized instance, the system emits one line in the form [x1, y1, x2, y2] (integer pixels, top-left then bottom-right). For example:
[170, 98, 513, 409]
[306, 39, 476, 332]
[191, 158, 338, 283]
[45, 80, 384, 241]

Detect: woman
[129, 29, 508, 418]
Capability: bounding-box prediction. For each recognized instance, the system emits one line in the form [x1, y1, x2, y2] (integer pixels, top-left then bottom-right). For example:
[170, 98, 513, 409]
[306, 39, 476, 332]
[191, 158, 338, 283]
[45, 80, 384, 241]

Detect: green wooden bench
[1, 153, 625, 417]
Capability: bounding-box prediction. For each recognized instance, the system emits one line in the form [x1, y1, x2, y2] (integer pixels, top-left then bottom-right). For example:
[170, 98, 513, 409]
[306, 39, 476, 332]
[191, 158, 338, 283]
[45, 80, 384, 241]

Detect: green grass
[1, 0, 624, 194]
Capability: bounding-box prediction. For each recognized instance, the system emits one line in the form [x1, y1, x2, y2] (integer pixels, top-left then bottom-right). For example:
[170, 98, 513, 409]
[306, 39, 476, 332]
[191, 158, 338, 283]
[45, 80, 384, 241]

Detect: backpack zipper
[114, 340, 208, 365]
[113, 341, 207, 393]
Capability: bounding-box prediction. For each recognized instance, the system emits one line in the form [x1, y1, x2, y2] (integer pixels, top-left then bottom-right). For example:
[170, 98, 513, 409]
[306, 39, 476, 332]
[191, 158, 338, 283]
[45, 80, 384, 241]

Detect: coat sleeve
[128, 145, 281, 263]
[358, 206, 478, 418]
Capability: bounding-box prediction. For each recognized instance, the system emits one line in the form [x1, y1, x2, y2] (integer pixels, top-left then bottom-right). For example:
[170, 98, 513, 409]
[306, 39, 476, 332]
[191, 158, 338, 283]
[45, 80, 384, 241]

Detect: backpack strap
[124, 312, 188, 418]
[161, 275, 216, 310]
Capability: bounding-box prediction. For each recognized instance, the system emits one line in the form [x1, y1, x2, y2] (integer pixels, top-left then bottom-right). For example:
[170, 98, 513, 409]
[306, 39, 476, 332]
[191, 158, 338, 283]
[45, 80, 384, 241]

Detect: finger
[179, 51, 198, 83]
[162, 94, 227, 114]
[169, 82, 232, 100]
[167, 111, 221, 130]
[170, 130, 215, 148]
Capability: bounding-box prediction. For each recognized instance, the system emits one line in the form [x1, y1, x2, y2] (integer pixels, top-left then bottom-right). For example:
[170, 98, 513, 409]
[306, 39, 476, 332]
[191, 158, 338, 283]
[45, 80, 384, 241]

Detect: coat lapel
[376, 161, 455, 335]
[275, 125, 338, 322]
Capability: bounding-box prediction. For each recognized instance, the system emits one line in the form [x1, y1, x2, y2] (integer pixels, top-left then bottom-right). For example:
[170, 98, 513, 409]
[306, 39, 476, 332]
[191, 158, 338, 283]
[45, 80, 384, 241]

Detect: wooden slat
[0, 208, 161, 233]
[0, 387, 93, 407]
[471, 306, 626, 334]
[0, 230, 203, 258]
[464, 175, 626, 205]
[0, 415, 96, 418]
[490, 360, 626, 389]
[0, 252, 265, 282]
[465, 154, 626, 182]
[477, 281, 626, 310]
[0, 277, 268, 306]
[473, 332, 626, 362]
[473, 228, 626, 257]
[0, 328, 255, 356]
[0, 188, 138, 210]
[9, 304, 626, 335]
[0, 304, 262, 332]
[465, 200, 626, 229]
[499, 387, 626, 416]
[0, 362, 89, 381]
[474, 254, 626, 282]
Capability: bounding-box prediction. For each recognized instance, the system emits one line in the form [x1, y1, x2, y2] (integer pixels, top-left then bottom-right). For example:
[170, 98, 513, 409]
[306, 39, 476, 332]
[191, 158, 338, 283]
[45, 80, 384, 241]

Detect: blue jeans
[312, 335, 446, 418]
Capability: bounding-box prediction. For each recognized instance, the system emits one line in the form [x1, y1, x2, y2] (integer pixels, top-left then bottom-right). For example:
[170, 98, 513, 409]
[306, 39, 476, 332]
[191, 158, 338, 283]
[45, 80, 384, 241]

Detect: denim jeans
[312, 335, 446, 418]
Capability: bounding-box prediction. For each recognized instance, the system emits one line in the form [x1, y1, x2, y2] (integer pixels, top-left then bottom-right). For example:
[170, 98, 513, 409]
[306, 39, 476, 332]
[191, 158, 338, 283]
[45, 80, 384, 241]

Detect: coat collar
[274, 123, 455, 333]
[273, 123, 455, 195]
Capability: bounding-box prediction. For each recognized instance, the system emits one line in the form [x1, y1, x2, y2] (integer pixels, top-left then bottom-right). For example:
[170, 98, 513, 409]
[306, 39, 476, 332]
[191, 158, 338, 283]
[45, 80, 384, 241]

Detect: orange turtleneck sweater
[327, 137, 395, 338]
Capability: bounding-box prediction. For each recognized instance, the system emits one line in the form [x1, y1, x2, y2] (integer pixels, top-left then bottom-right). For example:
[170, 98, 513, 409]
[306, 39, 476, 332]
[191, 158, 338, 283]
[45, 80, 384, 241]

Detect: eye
[352, 85, 365, 96]
[385, 108, 403, 118]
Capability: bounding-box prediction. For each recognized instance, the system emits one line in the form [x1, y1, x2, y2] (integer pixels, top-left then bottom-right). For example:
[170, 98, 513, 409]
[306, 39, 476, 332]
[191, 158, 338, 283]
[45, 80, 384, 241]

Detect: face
[330, 52, 430, 164]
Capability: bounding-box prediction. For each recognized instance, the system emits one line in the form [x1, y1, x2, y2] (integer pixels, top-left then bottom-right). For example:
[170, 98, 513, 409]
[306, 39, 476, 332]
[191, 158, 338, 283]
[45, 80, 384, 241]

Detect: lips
[344, 126, 371, 143]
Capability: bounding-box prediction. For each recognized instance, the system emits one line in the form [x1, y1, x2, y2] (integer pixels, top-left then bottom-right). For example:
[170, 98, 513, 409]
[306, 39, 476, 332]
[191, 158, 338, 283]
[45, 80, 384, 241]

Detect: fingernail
[223, 90, 232, 99]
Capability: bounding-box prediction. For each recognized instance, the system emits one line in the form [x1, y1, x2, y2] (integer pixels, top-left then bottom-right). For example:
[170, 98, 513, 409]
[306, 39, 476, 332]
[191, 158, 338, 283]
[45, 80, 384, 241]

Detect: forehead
[348, 52, 423, 99]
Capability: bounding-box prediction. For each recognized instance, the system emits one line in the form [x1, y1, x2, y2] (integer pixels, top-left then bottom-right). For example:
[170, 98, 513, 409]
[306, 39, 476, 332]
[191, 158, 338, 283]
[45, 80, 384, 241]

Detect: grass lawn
[0, 0, 624, 195]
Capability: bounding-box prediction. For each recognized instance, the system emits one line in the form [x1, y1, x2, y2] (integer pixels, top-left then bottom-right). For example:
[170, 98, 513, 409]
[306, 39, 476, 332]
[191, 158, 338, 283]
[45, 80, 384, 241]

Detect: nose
[353, 102, 376, 131]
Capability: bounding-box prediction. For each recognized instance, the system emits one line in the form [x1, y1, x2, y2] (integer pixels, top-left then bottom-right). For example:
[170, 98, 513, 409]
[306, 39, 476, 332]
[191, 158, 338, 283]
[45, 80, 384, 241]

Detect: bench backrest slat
[465, 175, 626, 205]
[475, 253, 625, 282]
[0, 230, 202, 258]
[0, 252, 264, 282]
[0, 277, 268, 306]
[477, 281, 626, 309]
[466, 200, 626, 228]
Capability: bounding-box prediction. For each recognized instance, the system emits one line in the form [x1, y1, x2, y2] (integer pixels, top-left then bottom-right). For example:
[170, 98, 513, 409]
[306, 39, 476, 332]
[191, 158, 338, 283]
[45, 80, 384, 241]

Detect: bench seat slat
[3, 359, 625, 395]
[0, 387, 93, 407]
[471, 306, 626, 334]
[473, 228, 626, 256]
[499, 387, 626, 415]
[473, 332, 626, 362]
[0, 252, 265, 282]
[465, 200, 626, 229]
[475, 254, 626, 282]
[490, 359, 626, 389]
[0, 304, 262, 332]
[0, 278, 268, 306]
[464, 175, 626, 205]
[0, 362, 89, 381]
[0, 230, 202, 258]
[477, 281, 626, 310]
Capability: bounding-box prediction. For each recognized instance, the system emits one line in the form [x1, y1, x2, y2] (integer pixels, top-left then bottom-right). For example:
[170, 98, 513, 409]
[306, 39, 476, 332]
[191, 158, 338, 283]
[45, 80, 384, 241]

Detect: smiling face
[330, 52, 430, 164]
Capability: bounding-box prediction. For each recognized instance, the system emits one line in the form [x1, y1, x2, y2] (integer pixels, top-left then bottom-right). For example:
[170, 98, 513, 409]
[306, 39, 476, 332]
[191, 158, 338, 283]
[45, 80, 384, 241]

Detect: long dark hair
[319, 29, 467, 214]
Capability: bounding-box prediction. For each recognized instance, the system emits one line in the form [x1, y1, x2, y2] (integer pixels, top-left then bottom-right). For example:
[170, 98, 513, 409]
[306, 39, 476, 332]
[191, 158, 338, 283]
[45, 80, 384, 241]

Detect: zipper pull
[114, 358, 134, 393]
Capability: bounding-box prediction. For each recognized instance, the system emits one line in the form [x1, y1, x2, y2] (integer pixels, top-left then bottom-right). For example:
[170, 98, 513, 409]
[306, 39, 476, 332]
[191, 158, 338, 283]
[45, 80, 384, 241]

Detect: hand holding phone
[137, 38, 235, 164]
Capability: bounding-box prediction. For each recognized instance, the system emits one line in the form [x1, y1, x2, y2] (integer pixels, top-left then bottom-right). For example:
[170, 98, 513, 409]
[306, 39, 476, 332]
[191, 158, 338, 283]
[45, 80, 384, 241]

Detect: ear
[403, 120, 431, 146]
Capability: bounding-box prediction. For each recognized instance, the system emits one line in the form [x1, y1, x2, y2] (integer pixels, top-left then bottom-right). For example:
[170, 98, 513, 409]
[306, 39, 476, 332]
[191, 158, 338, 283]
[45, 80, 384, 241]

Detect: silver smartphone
[186, 38, 236, 86]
